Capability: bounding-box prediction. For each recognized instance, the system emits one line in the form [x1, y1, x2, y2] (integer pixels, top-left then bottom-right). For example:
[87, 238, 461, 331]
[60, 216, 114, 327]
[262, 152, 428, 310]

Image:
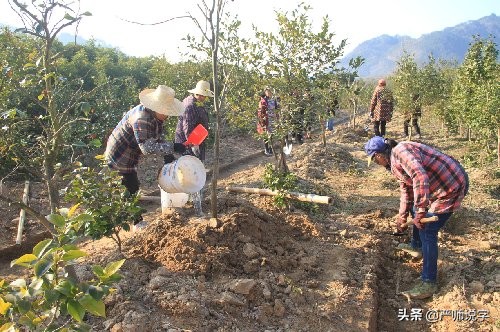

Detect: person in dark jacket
[175, 80, 213, 216]
[369, 79, 394, 137]
[403, 93, 422, 139]
[365, 136, 468, 299]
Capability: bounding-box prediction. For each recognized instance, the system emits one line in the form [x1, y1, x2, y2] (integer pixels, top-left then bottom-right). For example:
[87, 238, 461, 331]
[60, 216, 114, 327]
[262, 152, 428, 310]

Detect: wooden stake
[226, 186, 332, 204]
[16, 180, 30, 245]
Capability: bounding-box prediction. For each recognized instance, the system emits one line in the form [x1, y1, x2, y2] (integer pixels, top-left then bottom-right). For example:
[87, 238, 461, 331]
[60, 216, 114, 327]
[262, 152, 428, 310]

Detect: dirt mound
[124, 196, 321, 277]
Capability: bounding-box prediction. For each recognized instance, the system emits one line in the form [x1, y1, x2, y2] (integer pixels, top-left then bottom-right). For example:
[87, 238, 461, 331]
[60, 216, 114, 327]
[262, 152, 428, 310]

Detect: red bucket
[184, 124, 208, 146]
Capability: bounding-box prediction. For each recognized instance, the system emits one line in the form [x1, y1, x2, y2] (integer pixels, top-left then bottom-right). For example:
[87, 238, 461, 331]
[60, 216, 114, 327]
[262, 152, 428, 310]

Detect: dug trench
[0, 112, 498, 331]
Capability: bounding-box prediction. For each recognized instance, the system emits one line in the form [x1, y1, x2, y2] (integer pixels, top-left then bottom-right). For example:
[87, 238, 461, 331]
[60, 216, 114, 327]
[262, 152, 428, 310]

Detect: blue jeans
[325, 118, 334, 131]
[410, 211, 452, 283]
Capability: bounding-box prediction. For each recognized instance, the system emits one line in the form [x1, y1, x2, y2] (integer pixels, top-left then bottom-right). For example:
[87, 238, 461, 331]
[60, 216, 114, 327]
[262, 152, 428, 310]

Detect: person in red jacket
[365, 136, 469, 299]
[257, 87, 279, 156]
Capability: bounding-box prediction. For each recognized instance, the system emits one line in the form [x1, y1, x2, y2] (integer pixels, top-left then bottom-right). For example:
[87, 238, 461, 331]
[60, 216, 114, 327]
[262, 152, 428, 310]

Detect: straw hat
[139, 85, 184, 116]
[188, 80, 214, 97]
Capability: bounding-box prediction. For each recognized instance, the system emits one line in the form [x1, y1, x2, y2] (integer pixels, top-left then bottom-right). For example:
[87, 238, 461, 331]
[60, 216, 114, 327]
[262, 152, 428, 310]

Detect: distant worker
[365, 136, 468, 299]
[325, 97, 339, 133]
[257, 86, 279, 156]
[369, 78, 394, 137]
[175, 80, 213, 216]
[403, 93, 422, 139]
[105, 85, 186, 229]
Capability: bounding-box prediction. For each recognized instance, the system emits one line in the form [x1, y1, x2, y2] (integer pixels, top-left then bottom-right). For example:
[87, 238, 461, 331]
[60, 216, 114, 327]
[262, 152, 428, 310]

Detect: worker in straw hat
[175, 80, 214, 216]
[105, 85, 187, 227]
[365, 136, 468, 299]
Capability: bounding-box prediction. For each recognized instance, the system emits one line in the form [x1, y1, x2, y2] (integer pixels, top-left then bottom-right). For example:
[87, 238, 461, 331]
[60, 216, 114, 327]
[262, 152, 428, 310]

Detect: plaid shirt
[105, 105, 174, 173]
[390, 142, 468, 218]
[175, 95, 209, 161]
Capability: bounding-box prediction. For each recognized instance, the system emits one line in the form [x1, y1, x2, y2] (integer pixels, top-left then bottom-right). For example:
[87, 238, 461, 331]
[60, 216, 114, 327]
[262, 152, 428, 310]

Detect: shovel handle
[402, 215, 439, 228]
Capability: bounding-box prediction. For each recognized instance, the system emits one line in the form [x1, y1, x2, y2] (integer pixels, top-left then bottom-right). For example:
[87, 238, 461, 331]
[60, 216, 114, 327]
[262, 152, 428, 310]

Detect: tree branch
[118, 15, 191, 26]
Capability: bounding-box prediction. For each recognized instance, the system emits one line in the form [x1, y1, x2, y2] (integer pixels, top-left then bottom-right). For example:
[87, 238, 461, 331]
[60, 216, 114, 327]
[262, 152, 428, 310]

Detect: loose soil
[1, 111, 498, 332]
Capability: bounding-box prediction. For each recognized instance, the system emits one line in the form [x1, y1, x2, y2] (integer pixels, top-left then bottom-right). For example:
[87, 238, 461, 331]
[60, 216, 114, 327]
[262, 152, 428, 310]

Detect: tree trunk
[210, 9, 221, 219]
[352, 101, 357, 128]
[43, 149, 59, 213]
[497, 127, 499, 167]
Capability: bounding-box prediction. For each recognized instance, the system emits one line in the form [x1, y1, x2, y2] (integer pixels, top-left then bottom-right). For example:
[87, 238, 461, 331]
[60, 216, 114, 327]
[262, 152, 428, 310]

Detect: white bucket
[158, 155, 206, 194]
[161, 189, 189, 211]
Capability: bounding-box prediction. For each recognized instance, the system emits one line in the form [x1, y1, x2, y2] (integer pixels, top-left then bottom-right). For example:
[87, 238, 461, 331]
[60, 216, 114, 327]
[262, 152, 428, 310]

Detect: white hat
[188, 80, 214, 97]
[139, 85, 184, 116]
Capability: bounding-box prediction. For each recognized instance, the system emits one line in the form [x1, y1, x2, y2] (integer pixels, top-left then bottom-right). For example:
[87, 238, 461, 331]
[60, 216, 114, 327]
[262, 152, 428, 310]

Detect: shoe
[397, 243, 422, 259]
[264, 150, 273, 156]
[402, 281, 438, 299]
[414, 134, 421, 139]
[132, 221, 148, 232]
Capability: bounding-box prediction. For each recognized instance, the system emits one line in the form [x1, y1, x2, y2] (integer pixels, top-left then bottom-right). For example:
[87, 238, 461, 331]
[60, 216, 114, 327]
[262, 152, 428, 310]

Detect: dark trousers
[121, 171, 140, 196]
[120, 171, 142, 224]
[373, 120, 386, 137]
[404, 117, 420, 136]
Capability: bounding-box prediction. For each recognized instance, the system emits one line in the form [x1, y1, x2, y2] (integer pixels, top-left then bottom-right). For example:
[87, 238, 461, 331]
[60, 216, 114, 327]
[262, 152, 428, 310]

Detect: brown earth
[1, 110, 499, 331]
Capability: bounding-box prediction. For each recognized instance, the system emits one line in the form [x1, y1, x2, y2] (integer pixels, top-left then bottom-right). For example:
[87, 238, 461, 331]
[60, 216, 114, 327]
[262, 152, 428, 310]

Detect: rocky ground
[0, 111, 498, 331]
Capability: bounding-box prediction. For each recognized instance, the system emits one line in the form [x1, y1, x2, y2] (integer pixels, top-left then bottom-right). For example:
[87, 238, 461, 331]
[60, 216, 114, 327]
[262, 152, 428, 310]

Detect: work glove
[173, 143, 186, 154]
[163, 154, 175, 164]
[412, 212, 427, 230]
[396, 216, 408, 233]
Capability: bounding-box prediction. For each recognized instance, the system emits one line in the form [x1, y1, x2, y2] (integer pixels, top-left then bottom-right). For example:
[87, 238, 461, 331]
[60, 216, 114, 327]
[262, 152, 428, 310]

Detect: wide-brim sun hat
[139, 85, 184, 116]
[365, 136, 387, 166]
[188, 80, 214, 97]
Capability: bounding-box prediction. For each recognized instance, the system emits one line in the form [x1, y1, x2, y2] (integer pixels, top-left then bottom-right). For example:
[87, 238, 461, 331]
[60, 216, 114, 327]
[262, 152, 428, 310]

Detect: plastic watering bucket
[158, 155, 206, 194]
[160, 189, 189, 211]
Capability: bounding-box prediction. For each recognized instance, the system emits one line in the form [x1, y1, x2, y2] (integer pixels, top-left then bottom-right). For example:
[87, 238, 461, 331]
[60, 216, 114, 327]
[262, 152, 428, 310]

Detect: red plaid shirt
[390, 142, 468, 218]
[105, 105, 174, 173]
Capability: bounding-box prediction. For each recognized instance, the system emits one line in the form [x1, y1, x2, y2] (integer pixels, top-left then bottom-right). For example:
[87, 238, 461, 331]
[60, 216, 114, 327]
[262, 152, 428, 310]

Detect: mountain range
[340, 14, 499, 78]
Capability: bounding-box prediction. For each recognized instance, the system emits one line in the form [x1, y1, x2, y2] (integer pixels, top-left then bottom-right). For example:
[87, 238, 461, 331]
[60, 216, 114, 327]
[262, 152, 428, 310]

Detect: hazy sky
[1, 0, 498, 61]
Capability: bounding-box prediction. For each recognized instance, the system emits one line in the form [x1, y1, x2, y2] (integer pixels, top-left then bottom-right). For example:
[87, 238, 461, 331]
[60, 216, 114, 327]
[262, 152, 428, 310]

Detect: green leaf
[0, 298, 12, 315]
[47, 214, 65, 228]
[44, 289, 60, 305]
[62, 250, 87, 261]
[89, 139, 102, 148]
[32, 239, 53, 257]
[54, 280, 72, 297]
[17, 299, 31, 314]
[78, 294, 105, 317]
[67, 300, 85, 322]
[34, 256, 54, 277]
[91, 265, 105, 277]
[64, 13, 75, 20]
[11, 254, 37, 267]
[80, 102, 91, 116]
[72, 214, 94, 223]
[103, 259, 125, 277]
[81, 11, 92, 16]
[88, 285, 104, 300]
